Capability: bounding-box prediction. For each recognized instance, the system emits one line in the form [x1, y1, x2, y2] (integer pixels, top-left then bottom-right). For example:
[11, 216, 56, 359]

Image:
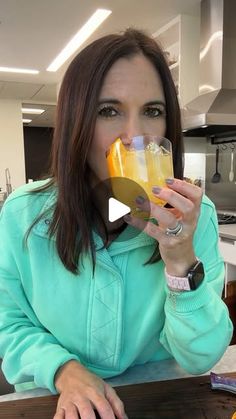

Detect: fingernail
[123, 214, 131, 222]
[152, 186, 162, 194]
[165, 178, 174, 185]
[135, 195, 145, 204]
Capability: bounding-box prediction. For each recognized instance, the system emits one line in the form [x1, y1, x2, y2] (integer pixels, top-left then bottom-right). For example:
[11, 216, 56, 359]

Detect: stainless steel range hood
[182, 0, 236, 134]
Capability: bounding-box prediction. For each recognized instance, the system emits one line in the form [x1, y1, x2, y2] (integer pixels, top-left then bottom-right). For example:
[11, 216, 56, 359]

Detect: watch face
[188, 261, 205, 290]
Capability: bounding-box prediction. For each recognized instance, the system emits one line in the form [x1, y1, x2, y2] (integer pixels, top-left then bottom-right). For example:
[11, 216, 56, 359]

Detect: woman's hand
[53, 360, 127, 419]
[124, 178, 203, 277]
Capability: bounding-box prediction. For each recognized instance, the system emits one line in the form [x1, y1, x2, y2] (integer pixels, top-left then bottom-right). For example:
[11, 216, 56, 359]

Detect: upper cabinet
[153, 14, 200, 108]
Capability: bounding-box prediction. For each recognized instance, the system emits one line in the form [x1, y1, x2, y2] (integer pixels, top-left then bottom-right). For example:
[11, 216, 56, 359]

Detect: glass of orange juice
[106, 135, 174, 218]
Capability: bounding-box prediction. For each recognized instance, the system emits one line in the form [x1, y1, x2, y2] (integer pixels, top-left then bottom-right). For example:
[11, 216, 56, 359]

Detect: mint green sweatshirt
[0, 181, 233, 393]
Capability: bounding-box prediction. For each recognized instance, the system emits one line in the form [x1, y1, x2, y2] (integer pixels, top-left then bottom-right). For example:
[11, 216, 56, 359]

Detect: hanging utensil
[229, 145, 235, 182]
[211, 146, 221, 183]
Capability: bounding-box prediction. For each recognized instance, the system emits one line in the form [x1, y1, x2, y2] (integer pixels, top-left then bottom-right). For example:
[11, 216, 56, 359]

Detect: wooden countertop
[1, 372, 236, 418]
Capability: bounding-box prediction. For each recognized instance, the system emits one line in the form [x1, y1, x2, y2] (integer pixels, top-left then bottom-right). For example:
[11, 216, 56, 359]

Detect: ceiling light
[201, 125, 208, 128]
[47, 8, 112, 72]
[22, 107, 45, 115]
[22, 119, 32, 123]
[0, 67, 39, 74]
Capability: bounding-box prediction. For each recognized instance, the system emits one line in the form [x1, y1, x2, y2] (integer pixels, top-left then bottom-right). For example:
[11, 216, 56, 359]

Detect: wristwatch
[165, 259, 205, 291]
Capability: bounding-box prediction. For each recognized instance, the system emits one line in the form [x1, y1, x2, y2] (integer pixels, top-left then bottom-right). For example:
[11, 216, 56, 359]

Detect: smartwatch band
[164, 268, 191, 291]
[164, 259, 203, 292]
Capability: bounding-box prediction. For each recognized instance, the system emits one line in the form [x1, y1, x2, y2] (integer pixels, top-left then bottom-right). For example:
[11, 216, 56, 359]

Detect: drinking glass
[106, 135, 174, 218]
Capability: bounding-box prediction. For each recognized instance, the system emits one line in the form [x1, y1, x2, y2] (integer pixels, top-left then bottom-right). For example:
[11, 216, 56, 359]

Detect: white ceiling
[0, 0, 201, 127]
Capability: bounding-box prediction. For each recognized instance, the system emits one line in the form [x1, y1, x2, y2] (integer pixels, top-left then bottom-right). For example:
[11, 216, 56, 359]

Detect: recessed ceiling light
[0, 67, 39, 74]
[47, 8, 112, 72]
[22, 107, 45, 115]
[22, 119, 32, 123]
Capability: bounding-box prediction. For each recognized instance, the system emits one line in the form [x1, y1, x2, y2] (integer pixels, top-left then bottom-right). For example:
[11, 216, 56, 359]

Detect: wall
[183, 136, 207, 192]
[24, 127, 53, 181]
[0, 100, 25, 192]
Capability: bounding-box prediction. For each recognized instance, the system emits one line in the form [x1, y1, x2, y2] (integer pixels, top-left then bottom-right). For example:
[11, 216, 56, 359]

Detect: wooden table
[1, 373, 236, 418]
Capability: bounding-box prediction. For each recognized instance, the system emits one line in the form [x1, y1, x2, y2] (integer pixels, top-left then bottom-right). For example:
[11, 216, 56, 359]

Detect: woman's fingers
[157, 179, 202, 214]
[55, 391, 124, 419]
[90, 392, 116, 419]
[134, 179, 202, 227]
[53, 409, 65, 419]
[124, 179, 203, 244]
[153, 188, 195, 220]
[54, 406, 78, 419]
[124, 214, 162, 241]
[166, 207, 182, 220]
[150, 202, 180, 228]
[152, 180, 202, 229]
[64, 403, 81, 419]
[55, 400, 97, 419]
[133, 199, 179, 231]
[53, 362, 126, 419]
[164, 178, 203, 204]
[124, 214, 146, 231]
[104, 383, 127, 419]
[75, 400, 97, 419]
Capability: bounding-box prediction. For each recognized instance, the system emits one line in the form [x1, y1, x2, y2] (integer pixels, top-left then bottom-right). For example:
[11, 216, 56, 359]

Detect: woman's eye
[144, 107, 164, 118]
[98, 106, 118, 118]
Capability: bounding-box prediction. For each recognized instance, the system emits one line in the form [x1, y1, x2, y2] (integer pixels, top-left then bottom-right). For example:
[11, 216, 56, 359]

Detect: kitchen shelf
[152, 14, 200, 107]
[169, 61, 179, 71]
[153, 16, 179, 49]
[169, 62, 179, 83]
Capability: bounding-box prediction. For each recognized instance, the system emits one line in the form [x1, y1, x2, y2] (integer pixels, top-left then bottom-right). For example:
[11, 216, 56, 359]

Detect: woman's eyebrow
[98, 99, 166, 107]
[98, 98, 121, 105]
[144, 100, 166, 107]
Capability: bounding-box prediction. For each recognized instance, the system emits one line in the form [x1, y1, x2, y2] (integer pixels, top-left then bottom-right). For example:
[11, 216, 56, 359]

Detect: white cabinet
[152, 14, 200, 107]
[153, 17, 179, 95]
[219, 236, 236, 297]
[219, 236, 236, 266]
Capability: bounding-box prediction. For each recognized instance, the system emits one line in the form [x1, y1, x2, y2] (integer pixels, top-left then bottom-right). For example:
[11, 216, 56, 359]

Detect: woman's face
[88, 53, 166, 180]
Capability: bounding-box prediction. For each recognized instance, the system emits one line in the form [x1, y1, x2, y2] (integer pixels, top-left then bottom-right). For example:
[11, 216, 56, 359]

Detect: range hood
[182, 0, 236, 135]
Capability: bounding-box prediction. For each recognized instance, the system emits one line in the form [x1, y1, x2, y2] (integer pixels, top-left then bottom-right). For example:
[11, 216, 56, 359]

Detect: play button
[90, 176, 151, 243]
[108, 197, 130, 222]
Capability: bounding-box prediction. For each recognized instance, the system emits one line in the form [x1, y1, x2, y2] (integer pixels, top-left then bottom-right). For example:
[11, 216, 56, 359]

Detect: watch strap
[164, 259, 201, 292]
[164, 268, 191, 291]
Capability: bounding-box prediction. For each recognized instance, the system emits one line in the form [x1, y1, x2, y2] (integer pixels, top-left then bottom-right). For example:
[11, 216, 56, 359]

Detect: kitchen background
[1, 0, 236, 398]
[0, 0, 236, 214]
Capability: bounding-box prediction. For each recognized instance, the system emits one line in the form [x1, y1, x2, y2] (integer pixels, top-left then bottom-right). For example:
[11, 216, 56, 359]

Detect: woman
[0, 28, 232, 419]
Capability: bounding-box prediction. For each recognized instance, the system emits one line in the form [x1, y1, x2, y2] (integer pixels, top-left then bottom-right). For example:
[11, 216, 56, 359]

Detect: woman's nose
[120, 116, 146, 142]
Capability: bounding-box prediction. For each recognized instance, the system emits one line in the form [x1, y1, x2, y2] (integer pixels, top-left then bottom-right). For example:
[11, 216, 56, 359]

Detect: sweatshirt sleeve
[0, 197, 80, 394]
[159, 196, 233, 374]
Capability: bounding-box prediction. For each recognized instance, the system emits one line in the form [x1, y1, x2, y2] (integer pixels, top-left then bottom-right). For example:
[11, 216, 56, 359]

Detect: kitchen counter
[219, 224, 236, 240]
[0, 345, 235, 403]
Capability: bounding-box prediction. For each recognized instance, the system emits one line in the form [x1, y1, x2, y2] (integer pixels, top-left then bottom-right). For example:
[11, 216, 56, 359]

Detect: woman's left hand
[124, 178, 203, 277]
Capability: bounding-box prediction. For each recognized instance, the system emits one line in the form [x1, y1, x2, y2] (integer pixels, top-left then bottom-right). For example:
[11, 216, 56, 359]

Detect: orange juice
[106, 136, 174, 218]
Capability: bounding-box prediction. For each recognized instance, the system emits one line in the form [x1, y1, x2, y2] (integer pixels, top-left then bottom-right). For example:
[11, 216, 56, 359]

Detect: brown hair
[30, 28, 184, 274]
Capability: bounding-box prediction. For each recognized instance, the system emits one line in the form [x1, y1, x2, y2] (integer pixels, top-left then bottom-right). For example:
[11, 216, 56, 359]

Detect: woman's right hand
[53, 360, 127, 419]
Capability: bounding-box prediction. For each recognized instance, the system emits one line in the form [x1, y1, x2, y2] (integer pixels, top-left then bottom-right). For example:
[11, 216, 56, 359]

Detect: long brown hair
[29, 28, 184, 274]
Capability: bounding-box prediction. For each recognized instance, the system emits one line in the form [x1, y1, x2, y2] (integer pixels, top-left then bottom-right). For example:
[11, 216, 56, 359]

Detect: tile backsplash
[184, 153, 206, 192]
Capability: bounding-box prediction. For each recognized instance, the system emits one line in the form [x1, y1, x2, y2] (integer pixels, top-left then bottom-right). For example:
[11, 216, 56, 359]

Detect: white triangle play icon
[108, 197, 131, 222]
